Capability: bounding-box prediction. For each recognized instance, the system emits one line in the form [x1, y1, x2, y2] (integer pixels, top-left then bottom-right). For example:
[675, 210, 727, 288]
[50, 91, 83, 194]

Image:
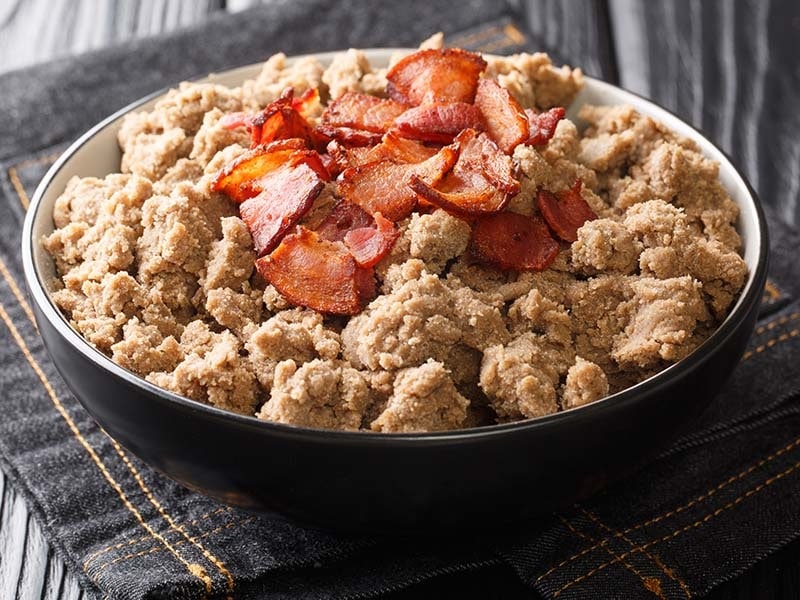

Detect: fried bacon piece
[212, 139, 330, 202]
[409, 130, 518, 215]
[239, 163, 324, 256]
[386, 48, 487, 106]
[246, 89, 316, 148]
[363, 131, 438, 164]
[322, 92, 409, 133]
[344, 213, 401, 268]
[470, 211, 560, 272]
[536, 180, 597, 242]
[218, 88, 318, 149]
[314, 125, 384, 147]
[256, 226, 375, 315]
[392, 102, 485, 144]
[315, 200, 374, 242]
[326, 140, 372, 170]
[291, 87, 321, 119]
[318, 153, 340, 178]
[524, 107, 566, 146]
[338, 145, 457, 221]
[474, 78, 529, 154]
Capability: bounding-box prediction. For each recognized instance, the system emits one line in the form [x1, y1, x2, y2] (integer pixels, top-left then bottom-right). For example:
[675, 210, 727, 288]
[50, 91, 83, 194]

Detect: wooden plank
[0, 476, 28, 600]
[0, 471, 84, 600]
[517, 0, 618, 81]
[0, 0, 225, 75]
[609, 0, 800, 226]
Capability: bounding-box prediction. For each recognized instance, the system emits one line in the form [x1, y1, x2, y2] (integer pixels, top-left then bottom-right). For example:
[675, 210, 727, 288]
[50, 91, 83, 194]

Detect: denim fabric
[1, 2, 799, 599]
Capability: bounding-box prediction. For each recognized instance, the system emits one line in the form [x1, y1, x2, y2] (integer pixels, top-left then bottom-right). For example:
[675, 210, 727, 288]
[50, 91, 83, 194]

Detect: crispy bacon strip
[525, 107, 566, 146]
[326, 140, 372, 170]
[536, 180, 597, 242]
[292, 87, 321, 119]
[239, 163, 324, 256]
[363, 131, 438, 164]
[470, 211, 560, 271]
[409, 130, 518, 215]
[344, 213, 401, 268]
[338, 145, 457, 221]
[246, 88, 316, 148]
[314, 124, 384, 147]
[212, 139, 312, 202]
[474, 78, 529, 154]
[386, 48, 487, 106]
[256, 226, 375, 315]
[322, 92, 409, 133]
[392, 102, 485, 144]
[315, 200, 374, 242]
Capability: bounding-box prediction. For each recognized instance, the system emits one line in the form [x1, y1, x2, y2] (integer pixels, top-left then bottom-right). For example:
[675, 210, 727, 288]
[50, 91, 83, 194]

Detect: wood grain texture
[518, 0, 618, 81]
[609, 0, 800, 226]
[0, 471, 83, 600]
[0, 0, 224, 75]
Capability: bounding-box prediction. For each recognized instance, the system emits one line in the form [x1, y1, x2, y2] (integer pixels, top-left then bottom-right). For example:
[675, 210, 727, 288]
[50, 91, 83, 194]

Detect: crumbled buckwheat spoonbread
[44, 35, 747, 432]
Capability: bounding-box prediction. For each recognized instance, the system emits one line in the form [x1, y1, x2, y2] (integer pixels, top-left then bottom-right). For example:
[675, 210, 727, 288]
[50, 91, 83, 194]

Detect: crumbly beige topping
[44, 47, 748, 432]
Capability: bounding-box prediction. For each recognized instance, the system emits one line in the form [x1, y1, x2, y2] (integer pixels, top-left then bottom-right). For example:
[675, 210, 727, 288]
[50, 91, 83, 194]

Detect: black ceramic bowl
[22, 50, 768, 533]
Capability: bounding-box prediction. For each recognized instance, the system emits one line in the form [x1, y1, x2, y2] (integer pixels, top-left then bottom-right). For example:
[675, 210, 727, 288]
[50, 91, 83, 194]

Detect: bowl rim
[21, 49, 770, 444]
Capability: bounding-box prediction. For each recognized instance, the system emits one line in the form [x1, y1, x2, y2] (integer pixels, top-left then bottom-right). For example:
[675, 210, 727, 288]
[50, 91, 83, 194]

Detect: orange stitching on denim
[503, 23, 526, 45]
[108, 439, 235, 594]
[536, 435, 800, 585]
[6, 152, 60, 210]
[754, 312, 800, 336]
[0, 258, 36, 326]
[0, 259, 232, 595]
[94, 516, 257, 576]
[556, 516, 665, 598]
[10, 152, 62, 171]
[83, 507, 231, 568]
[0, 301, 213, 595]
[581, 508, 690, 599]
[762, 280, 782, 301]
[450, 24, 503, 49]
[8, 166, 30, 209]
[743, 329, 800, 360]
[554, 458, 800, 597]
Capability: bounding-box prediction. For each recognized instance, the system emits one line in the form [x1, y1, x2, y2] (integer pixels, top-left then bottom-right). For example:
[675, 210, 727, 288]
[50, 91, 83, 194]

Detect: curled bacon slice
[392, 102, 485, 144]
[256, 227, 375, 315]
[344, 213, 401, 268]
[326, 140, 372, 170]
[363, 131, 438, 164]
[386, 48, 487, 106]
[243, 88, 316, 148]
[315, 200, 374, 242]
[211, 139, 315, 202]
[239, 163, 324, 256]
[470, 211, 560, 272]
[314, 125, 384, 147]
[291, 87, 321, 119]
[322, 92, 409, 133]
[338, 145, 457, 221]
[536, 180, 597, 242]
[525, 107, 566, 146]
[409, 130, 518, 215]
[474, 78, 529, 154]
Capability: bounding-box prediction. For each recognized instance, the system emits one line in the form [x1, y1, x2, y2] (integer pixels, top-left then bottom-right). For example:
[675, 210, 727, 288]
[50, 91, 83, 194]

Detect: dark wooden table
[1, 1, 798, 598]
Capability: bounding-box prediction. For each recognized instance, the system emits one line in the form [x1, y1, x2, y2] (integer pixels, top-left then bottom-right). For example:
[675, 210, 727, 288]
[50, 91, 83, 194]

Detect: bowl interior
[24, 49, 766, 435]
